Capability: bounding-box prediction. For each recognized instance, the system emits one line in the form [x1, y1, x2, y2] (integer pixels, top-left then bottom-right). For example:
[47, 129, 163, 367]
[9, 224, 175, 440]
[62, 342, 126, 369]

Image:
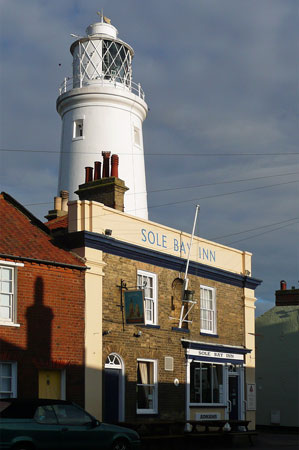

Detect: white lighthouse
[56, 14, 148, 219]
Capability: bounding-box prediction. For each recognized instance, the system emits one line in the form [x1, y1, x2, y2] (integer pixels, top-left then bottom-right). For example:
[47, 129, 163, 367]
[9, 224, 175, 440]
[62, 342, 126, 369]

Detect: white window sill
[189, 403, 226, 407]
[72, 136, 85, 142]
[200, 330, 217, 335]
[0, 322, 21, 327]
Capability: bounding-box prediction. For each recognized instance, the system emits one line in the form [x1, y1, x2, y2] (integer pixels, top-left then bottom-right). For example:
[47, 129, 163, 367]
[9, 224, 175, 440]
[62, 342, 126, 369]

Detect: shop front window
[190, 362, 223, 404]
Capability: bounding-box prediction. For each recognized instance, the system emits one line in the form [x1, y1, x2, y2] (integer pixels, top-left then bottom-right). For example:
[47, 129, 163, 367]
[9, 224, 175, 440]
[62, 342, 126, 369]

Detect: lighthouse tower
[56, 14, 148, 219]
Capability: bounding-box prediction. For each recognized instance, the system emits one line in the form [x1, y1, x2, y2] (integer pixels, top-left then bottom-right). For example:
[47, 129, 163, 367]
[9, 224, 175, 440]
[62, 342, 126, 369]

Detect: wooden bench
[187, 419, 251, 433]
[186, 420, 257, 446]
[116, 419, 257, 447]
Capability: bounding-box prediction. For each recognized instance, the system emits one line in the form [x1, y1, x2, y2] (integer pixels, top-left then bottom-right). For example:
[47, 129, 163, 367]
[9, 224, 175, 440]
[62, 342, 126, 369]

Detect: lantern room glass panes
[103, 40, 130, 83]
[0, 267, 14, 322]
[73, 38, 132, 87]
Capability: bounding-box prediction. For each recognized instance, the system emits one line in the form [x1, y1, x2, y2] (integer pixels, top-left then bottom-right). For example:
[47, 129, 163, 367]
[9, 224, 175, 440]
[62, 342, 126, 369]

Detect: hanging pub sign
[124, 290, 145, 324]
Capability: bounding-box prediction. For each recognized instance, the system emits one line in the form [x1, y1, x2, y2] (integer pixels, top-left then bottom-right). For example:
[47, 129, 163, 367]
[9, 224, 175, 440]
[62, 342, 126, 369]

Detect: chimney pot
[85, 167, 93, 183]
[111, 154, 119, 177]
[102, 152, 111, 178]
[54, 196, 62, 211]
[60, 190, 69, 212]
[280, 280, 287, 290]
[94, 161, 102, 180]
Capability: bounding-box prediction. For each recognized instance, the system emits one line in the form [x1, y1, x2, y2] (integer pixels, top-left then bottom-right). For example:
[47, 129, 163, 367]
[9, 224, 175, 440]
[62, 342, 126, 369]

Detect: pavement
[221, 429, 299, 450]
[140, 429, 299, 450]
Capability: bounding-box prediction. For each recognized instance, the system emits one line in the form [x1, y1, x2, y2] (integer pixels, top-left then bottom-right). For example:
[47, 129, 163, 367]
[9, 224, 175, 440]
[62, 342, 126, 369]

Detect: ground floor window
[190, 361, 223, 404]
[0, 361, 17, 398]
[136, 359, 157, 414]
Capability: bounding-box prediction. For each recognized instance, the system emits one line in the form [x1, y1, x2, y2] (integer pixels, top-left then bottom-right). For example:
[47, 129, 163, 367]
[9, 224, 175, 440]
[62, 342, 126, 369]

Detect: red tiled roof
[45, 215, 68, 231]
[0, 193, 85, 267]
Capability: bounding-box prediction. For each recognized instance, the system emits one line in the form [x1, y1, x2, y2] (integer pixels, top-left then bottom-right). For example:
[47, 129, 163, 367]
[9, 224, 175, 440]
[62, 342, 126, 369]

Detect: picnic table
[116, 418, 257, 446]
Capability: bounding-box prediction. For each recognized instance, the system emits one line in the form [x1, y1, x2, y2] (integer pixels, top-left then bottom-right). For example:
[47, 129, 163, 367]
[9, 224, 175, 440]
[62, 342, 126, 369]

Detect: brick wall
[102, 252, 245, 420]
[0, 260, 85, 405]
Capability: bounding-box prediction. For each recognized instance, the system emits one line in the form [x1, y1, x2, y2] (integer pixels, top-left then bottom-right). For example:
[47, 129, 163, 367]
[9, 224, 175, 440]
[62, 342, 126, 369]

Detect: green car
[0, 399, 141, 450]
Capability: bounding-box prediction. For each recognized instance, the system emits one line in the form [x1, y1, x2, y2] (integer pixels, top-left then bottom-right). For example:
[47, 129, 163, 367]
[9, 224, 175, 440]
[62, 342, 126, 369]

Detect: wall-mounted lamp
[134, 330, 142, 337]
[183, 290, 194, 301]
[105, 229, 112, 236]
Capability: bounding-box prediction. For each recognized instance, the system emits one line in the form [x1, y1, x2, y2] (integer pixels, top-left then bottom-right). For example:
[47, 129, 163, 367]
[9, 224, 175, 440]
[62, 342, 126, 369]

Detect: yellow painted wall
[74, 246, 105, 420]
[243, 287, 257, 429]
[68, 200, 252, 276]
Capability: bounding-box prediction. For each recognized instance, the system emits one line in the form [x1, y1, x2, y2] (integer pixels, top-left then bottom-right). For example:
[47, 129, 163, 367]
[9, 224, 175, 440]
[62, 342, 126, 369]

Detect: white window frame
[137, 270, 157, 325]
[200, 285, 217, 335]
[133, 126, 141, 146]
[72, 119, 84, 140]
[189, 361, 224, 406]
[0, 261, 23, 327]
[0, 361, 17, 398]
[136, 358, 158, 414]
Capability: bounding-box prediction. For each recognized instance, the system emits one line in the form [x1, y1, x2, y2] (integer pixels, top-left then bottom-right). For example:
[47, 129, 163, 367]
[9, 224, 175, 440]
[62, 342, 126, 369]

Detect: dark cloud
[1, 0, 298, 314]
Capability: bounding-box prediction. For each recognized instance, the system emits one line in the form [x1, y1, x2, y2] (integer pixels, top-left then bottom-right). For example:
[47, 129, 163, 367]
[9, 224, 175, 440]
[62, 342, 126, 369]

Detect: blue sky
[0, 0, 298, 317]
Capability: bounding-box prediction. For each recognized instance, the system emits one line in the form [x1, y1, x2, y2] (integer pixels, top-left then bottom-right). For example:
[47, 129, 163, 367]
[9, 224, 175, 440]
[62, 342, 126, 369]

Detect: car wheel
[12, 444, 34, 450]
[110, 438, 130, 450]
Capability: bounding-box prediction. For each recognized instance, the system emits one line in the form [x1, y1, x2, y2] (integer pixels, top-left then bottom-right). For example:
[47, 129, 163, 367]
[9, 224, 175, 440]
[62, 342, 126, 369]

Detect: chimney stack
[45, 190, 69, 221]
[276, 280, 299, 306]
[75, 153, 128, 212]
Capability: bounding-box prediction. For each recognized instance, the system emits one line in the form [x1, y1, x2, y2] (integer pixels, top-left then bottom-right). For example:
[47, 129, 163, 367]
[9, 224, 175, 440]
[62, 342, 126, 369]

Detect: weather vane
[97, 10, 111, 24]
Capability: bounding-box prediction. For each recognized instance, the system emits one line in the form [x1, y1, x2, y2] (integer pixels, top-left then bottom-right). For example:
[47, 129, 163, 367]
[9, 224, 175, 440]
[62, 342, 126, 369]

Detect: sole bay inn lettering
[186, 348, 244, 362]
[141, 228, 216, 263]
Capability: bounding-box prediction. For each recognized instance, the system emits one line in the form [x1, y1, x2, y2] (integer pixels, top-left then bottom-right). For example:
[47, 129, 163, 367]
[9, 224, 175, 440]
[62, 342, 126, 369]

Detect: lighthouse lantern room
[57, 13, 148, 219]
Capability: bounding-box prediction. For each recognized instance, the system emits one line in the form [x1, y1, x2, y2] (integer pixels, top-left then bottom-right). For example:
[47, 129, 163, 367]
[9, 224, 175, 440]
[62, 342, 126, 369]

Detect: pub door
[228, 374, 239, 420]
